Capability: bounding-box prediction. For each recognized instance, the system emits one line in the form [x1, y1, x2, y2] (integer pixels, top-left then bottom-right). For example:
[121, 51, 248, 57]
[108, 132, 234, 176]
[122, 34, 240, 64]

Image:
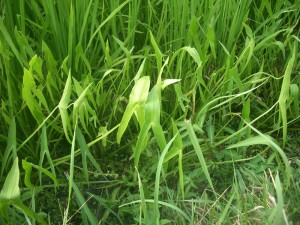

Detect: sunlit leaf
[59, 72, 72, 142]
[0, 158, 20, 204]
[117, 76, 150, 143]
[278, 43, 296, 146]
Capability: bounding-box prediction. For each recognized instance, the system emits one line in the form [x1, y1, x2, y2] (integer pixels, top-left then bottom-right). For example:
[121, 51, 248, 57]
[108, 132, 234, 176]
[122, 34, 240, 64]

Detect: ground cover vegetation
[0, 0, 300, 224]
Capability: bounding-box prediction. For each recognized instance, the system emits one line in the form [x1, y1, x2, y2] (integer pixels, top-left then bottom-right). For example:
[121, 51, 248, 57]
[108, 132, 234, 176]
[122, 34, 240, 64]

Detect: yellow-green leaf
[0, 158, 20, 204]
[117, 76, 150, 143]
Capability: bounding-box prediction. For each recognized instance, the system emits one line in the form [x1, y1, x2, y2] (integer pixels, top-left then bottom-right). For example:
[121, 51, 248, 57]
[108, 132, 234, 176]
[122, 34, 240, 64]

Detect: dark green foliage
[0, 0, 299, 224]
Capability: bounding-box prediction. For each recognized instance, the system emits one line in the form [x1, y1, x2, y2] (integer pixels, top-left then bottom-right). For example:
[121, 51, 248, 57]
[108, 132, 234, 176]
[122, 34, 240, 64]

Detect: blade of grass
[164, 120, 185, 199]
[136, 167, 149, 225]
[0, 18, 27, 66]
[22, 160, 58, 188]
[153, 133, 178, 224]
[65, 174, 98, 225]
[58, 72, 73, 143]
[185, 120, 215, 193]
[63, 119, 78, 225]
[278, 43, 296, 146]
[119, 199, 192, 224]
[86, 0, 130, 52]
[39, 125, 56, 186]
[289, 84, 299, 116]
[1, 117, 16, 177]
[217, 189, 236, 224]
[149, 31, 162, 75]
[239, 118, 291, 187]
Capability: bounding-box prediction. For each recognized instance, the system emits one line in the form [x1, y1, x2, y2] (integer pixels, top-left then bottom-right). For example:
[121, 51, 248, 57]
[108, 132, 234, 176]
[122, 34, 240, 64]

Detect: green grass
[0, 0, 300, 224]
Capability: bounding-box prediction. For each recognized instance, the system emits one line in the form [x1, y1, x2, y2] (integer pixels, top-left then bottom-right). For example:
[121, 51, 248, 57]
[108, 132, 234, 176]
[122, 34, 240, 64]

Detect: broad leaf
[117, 76, 150, 143]
[0, 158, 20, 205]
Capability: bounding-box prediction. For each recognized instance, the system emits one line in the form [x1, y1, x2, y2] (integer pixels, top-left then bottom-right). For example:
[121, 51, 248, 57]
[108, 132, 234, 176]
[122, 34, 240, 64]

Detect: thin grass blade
[185, 120, 215, 192]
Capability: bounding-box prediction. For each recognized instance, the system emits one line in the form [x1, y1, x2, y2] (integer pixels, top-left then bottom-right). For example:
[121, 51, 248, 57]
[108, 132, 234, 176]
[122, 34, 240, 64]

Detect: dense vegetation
[0, 0, 299, 224]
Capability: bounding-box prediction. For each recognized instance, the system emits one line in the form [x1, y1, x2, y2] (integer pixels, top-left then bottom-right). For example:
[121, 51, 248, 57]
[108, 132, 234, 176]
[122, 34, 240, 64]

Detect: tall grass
[0, 0, 299, 224]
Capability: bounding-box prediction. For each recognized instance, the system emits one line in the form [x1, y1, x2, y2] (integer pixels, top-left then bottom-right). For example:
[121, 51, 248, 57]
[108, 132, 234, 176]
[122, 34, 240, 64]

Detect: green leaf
[231, 120, 291, 187]
[117, 76, 150, 143]
[59, 72, 73, 142]
[164, 122, 182, 163]
[42, 41, 57, 73]
[152, 123, 166, 152]
[1, 117, 16, 177]
[268, 173, 285, 225]
[64, 121, 78, 224]
[0, 158, 20, 205]
[22, 160, 58, 187]
[112, 36, 131, 56]
[0, 18, 27, 66]
[75, 43, 91, 74]
[185, 120, 215, 192]
[134, 58, 146, 83]
[22, 55, 51, 119]
[227, 135, 275, 149]
[77, 127, 105, 177]
[157, 57, 169, 85]
[145, 85, 161, 124]
[22, 160, 34, 190]
[59, 72, 72, 109]
[150, 31, 163, 74]
[77, 128, 93, 183]
[174, 84, 190, 112]
[217, 190, 235, 224]
[164, 120, 184, 199]
[161, 79, 181, 90]
[134, 123, 151, 167]
[66, 177, 98, 224]
[12, 201, 47, 225]
[86, 0, 130, 51]
[278, 43, 296, 146]
[120, 199, 192, 223]
[235, 38, 255, 73]
[207, 24, 216, 59]
[136, 167, 149, 224]
[39, 125, 56, 185]
[181, 47, 201, 67]
[273, 174, 285, 224]
[73, 83, 92, 109]
[206, 114, 215, 145]
[134, 85, 167, 166]
[98, 126, 108, 147]
[290, 83, 299, 116]
[154, 134, 178, 224]
[22, 67, 44, 124]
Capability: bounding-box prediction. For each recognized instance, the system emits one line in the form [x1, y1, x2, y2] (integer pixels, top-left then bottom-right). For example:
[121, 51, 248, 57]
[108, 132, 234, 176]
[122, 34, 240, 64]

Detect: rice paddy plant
[0, 0, 299, 224]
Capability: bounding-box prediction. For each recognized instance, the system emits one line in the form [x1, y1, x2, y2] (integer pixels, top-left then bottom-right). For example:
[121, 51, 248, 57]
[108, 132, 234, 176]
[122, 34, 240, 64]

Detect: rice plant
[0, 0, 299, 224]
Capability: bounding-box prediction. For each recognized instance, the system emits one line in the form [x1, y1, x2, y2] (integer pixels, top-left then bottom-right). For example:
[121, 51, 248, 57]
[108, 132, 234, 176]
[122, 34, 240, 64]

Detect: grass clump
[0, 0, 299, 224]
